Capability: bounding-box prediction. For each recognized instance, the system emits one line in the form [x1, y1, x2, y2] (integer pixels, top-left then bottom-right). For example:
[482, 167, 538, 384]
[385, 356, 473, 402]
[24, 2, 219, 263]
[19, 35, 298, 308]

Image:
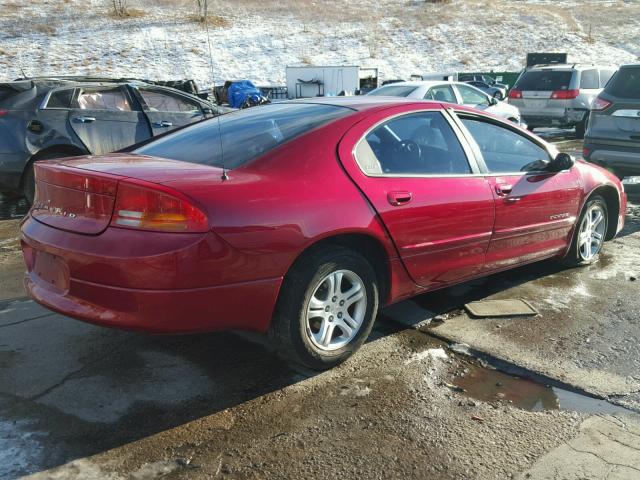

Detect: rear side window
[605, 66, 640, 99]
[424, 85, 457, 103]
[135, 103, 351, 169]
[45, 89, 74, 109]
[580, 69, 599, 89]
[515, 70, 573, 91]
[599, 69, 616, 87]
[367, 85, 418, 97]
[354, 111, 470, 175]
[139, 89, 201, 114]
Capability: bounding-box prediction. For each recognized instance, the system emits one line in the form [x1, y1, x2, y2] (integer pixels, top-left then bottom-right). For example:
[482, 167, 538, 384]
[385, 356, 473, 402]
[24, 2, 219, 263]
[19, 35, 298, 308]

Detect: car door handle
[153, 121, 173, 128]
[73, 116, 96, 123]
[387, 191, 412, 206]
[495, 184, 513, 196]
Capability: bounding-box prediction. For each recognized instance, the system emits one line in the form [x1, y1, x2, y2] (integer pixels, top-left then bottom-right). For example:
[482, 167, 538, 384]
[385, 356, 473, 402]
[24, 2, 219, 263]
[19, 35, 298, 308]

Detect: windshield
[135, 103, 352, 169]
[605, 66, 640, 99]
[515, 70, 573, 91]
[367, 85, 418, 97]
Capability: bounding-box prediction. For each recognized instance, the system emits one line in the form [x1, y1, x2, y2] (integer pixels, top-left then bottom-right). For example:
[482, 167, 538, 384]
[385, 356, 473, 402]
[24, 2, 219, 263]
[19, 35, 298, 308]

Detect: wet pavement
[1, 132, 640, 479]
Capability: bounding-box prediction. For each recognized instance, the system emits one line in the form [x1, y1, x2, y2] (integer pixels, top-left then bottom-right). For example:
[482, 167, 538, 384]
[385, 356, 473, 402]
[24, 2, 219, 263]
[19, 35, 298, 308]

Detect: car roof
[288, 95, 440, 111]
[526, 64, 617, 71]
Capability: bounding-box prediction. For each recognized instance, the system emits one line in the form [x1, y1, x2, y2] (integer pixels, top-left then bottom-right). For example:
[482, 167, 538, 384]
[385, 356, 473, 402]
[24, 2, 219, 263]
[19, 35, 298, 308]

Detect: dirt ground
[2, 133, 640, 479]
[0, 219, 25, 300]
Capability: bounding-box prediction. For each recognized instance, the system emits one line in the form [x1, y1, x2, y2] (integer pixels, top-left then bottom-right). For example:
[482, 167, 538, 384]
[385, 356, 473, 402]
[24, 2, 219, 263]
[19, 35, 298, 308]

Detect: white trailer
[411, 72, 458, 81]
[286, 66, 377, 99]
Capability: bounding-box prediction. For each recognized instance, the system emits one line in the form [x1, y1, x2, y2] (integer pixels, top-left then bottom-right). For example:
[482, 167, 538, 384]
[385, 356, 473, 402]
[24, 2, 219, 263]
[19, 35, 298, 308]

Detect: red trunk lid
[32, 154, 222, 235]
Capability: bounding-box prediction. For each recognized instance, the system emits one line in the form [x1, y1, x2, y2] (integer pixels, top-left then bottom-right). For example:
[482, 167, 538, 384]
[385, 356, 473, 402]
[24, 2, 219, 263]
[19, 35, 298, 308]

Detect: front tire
[564, 195, 608, 266]
[269, 246, 379, 370]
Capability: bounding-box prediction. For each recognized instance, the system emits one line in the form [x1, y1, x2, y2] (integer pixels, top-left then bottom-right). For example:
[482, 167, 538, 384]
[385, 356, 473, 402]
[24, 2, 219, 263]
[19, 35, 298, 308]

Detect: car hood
[485, 101, 520, 119]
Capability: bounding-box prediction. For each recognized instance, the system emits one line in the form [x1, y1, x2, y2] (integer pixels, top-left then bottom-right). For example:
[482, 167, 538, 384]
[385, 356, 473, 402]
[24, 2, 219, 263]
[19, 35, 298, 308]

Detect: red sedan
[21, 98, 626, 369]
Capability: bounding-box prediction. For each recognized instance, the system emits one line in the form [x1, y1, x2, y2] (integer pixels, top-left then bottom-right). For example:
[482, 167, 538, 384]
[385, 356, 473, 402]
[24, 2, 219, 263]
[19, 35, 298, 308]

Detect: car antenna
[216, 117, 228, 181]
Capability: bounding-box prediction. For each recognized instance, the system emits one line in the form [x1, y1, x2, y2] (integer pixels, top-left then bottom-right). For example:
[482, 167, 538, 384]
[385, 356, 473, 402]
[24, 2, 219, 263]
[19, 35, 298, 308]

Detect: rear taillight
[591, 96, 612, 111]
[550, 89, 579, 100]
[111, 180, 209, 233]
[508, 89, 522, 99]
[0, 109, 8, 116]
[583, 147, 590, 158]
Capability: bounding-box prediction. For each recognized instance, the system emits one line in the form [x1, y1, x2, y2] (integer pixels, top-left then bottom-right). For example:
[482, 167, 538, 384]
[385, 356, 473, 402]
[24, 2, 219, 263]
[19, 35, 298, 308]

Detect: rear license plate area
[32, 250, 70, 292]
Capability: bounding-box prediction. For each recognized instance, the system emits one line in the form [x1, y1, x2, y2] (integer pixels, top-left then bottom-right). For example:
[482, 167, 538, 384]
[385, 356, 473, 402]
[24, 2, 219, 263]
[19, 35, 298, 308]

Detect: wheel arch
[21, 144, 87, 188]
[283, 232, 392, 306]
[586, 185, 620, 240]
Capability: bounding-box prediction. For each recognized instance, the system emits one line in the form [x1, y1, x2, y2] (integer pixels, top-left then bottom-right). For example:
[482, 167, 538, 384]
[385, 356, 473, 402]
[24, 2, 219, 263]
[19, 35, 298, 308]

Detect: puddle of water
[0, 194, 29, 220]
[453, 363, 631, 415]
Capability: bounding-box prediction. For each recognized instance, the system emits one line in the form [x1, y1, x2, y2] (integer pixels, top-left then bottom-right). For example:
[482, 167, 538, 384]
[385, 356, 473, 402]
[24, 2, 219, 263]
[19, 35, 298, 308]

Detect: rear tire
[564, 195, 608, 266]
[22, 165, 36, 206]
[269, 246, 379, 370]
[22, 151, 72, 205]
[575, 113, 589, 139]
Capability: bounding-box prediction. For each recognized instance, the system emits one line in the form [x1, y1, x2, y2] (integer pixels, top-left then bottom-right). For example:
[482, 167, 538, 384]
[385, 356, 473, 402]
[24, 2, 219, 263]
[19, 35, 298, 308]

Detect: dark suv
[584, 65, 640, 178]
[0, 77, 222, 203]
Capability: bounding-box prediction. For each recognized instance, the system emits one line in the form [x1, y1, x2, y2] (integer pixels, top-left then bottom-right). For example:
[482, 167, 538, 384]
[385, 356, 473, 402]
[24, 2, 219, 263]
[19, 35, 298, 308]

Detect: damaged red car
[21, 98, 626, 369]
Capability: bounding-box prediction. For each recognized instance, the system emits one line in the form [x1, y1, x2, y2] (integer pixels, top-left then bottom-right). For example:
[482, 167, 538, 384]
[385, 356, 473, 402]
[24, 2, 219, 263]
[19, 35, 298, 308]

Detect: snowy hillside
[0, 0, 638, 89]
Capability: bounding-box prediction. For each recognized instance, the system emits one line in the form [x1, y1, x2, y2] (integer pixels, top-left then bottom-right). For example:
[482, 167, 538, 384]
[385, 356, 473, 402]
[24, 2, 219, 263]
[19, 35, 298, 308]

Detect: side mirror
[489, 96, 499, 106]
[551, 152, 575, 171]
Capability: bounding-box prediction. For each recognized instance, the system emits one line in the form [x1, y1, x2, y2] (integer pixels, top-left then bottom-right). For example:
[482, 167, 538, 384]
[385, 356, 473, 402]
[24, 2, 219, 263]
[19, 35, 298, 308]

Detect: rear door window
[74, 87, 132, 111]
[580, 69, 599, 89]
[515, 70, 573, 91]
[354, 111, 471, 175]
[135, 103, 352, 169]
[604, 66, 640, 99]
[424, 85, 457, 103]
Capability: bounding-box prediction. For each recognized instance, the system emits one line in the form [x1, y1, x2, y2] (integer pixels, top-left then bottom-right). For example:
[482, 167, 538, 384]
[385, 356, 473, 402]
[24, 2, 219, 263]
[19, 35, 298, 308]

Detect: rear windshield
[135, 103, 352, 169]
[367, 85, 418, 97]
[605, 66, 640, 99]
[515, 70, 573, 91]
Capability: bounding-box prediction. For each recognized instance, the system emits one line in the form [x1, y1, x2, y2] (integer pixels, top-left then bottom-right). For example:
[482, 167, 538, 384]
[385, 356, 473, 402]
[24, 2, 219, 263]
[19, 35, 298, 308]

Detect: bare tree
[195, 0, 209, 22]
[112, 0, 129, 17]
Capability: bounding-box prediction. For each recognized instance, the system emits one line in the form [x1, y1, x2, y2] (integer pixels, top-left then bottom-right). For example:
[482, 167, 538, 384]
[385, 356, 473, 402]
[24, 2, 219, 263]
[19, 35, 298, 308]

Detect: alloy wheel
[305, 269, 367, 351]
[578, 204, 607, 261]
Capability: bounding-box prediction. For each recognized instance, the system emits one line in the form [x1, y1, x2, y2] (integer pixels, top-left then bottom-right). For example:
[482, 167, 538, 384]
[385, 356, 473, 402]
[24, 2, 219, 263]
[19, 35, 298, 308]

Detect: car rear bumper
[584, 140, 640, 175]
[20, 216, 282, 333]
[521, 109, 586, 128]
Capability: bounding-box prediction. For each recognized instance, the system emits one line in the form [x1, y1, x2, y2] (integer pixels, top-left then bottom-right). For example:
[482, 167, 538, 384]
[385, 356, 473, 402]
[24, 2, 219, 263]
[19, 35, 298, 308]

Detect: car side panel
[158, 117, 412, 304]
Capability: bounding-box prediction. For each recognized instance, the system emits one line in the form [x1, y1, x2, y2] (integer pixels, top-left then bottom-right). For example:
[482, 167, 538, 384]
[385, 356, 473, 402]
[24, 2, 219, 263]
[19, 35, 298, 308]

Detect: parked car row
[0, 77, 227, 203]
[583, 64, 640, 179]
[367, 80, 523, 125]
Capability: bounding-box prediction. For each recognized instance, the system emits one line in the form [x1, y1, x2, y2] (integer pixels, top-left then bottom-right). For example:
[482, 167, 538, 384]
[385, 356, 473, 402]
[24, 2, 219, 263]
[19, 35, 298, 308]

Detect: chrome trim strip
[612, 110, 640, 118]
